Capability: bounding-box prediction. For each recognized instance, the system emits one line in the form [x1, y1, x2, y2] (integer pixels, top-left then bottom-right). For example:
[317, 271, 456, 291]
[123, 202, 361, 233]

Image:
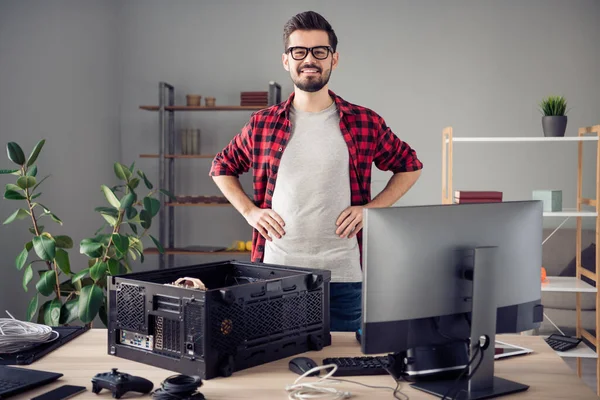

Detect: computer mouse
[289, 357, 319, 376]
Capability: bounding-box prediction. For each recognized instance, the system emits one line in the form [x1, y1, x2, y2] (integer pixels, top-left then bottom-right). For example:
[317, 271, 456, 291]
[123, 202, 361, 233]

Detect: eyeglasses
[286, 46, 333, 60]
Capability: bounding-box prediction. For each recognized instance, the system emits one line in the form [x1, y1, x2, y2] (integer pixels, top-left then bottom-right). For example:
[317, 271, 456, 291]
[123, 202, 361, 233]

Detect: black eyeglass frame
[285, 46, 334, 60]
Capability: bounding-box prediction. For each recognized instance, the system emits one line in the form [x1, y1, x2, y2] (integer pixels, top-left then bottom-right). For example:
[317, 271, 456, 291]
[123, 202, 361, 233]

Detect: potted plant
[1, 140, 174, 327]
[539, 95, 569, 137]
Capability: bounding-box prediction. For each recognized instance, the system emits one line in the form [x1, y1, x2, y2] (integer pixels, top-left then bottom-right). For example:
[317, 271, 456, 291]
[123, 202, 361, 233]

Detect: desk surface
[10, 330, 598, 399]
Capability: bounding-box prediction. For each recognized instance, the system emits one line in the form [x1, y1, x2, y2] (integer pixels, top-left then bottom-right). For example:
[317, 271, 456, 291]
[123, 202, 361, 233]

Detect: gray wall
[1, 0, 599, 319]
[0, 0, 120, 320]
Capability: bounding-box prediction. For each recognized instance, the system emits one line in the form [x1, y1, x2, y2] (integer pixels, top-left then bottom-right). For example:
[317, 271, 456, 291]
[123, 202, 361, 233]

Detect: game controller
[91, 368, 154, 399]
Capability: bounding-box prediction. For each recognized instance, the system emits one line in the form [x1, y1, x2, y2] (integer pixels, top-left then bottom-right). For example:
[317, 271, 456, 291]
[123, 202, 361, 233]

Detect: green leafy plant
[539, 95, 568, 116]
[1, 140, 174, 327]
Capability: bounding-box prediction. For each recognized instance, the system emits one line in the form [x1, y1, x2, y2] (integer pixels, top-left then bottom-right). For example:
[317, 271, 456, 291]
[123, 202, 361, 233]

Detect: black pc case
[107, 260, 331, 379]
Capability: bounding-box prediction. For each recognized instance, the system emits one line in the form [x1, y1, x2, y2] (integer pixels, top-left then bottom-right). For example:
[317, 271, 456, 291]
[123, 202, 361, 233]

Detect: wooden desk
[12, 330, 598, 399]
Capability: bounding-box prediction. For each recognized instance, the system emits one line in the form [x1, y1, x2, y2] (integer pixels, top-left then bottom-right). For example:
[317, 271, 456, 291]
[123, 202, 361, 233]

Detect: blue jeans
[330, 282, 362, 332]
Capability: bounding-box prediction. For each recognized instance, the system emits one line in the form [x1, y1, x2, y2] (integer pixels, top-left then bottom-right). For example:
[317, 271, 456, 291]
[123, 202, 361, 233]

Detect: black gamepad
[91, 368, 154, 399]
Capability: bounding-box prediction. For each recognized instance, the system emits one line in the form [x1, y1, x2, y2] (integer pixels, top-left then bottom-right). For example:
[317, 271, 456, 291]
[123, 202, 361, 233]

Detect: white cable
[286, 364, 352, 400]
[0, 311, 59, 354]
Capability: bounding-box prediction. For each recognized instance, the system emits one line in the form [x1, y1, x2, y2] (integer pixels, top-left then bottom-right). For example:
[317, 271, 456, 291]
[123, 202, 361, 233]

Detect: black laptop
[0, 366, 62, 399]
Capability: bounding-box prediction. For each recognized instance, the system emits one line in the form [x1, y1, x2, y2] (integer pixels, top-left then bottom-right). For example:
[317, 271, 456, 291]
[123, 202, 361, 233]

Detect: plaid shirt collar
[274, 89, 357, 118]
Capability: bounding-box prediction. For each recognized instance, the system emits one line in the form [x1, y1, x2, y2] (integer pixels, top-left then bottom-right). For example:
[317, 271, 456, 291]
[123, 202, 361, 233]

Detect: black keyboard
[322, 356, 391, 377]
[545, 334, 582, 352]
[0, 379, 24, 392]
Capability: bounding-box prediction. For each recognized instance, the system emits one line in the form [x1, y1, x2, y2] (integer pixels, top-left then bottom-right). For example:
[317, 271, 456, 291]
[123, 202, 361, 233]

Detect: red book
[454, 198, 503, 204]
[454, 190, 502, 200]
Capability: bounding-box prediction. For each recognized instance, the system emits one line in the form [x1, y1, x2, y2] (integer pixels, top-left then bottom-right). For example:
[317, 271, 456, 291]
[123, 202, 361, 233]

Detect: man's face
[282, 30, 338, 93]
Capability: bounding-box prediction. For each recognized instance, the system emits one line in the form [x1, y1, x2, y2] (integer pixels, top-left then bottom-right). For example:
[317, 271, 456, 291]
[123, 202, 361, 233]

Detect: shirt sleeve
[209, 117, 254, 177]
[373, 116, 423, 174]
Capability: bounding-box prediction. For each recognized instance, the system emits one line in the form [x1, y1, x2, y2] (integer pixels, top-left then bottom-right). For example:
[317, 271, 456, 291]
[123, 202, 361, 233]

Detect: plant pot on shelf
[542, 115, 567, 137]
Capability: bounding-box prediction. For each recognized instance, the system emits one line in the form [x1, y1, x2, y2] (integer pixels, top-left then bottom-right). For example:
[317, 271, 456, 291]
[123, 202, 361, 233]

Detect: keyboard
[0, 379, 23, 392]
[322, 356, 391, 377]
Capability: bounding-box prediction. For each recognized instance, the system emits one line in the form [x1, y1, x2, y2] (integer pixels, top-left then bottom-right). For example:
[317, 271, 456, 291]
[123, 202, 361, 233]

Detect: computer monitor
[361, 201, 544, 399]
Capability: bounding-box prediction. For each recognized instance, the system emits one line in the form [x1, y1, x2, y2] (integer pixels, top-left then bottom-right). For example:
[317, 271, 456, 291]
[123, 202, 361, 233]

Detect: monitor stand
[411, 246, 529, 400]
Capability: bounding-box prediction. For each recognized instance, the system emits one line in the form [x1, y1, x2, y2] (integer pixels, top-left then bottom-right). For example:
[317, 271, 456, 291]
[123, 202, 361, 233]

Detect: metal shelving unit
[441, 124, 600, 394]
[140, 82, 263, 268]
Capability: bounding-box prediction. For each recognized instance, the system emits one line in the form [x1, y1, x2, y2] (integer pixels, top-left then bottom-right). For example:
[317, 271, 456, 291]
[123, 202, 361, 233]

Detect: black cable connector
[152, 374, 205, 400]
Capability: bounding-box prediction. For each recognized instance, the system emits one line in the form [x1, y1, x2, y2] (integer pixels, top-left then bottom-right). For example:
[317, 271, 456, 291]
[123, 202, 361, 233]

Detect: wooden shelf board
[541, 277, 597, 293]
[448, 136, 599, 143]
[542, 336, 598, 359]
[140, 154, 216, 159]
[166, 202, 232, 207]
[145, 248, 250, 255]
[140, 105, 265, 111]
[543, 211, 597, 217]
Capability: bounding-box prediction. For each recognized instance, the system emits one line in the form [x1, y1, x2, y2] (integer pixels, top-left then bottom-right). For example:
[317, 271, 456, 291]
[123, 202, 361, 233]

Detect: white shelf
[448, 136, 599, 143]
[543, 337, 598, 359]
[541, 277, 597, 293]
[543, 211, 597, 217]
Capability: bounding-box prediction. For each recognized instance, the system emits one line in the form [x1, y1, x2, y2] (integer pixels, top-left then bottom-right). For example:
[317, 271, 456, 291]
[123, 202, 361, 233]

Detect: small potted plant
[539, 95, 568, 137]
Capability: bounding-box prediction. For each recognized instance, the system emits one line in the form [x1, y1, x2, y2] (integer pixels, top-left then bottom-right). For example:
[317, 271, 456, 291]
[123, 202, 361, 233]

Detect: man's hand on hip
[336, 206, 364, 239]
[244, 207, 286, 241]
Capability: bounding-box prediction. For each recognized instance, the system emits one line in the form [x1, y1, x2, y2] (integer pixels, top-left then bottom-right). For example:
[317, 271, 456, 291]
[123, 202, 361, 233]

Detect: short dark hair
[283, 11, 338, 52]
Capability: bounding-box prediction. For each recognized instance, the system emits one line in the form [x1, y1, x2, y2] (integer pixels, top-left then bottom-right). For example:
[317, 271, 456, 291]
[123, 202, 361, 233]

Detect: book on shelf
[454, 198, 503, 204]
[454, 190, 503, 200]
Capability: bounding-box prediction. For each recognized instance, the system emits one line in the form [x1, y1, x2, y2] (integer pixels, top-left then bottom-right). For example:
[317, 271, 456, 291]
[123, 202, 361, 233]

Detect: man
[210, 11, 423, 332]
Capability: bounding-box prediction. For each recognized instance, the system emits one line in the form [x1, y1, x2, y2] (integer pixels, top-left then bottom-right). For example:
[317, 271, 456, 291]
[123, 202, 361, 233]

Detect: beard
[290, 61, 332, 93]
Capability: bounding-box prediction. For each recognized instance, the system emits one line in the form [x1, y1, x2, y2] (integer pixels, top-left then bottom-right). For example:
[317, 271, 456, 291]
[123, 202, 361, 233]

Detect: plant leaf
[36, 270, 56, 296]
[107, 259, 126, 276]
[30, 225, 44, 234]
[5, 183, 21, 192]
[150, 235, 165, 253]
[78, 284, 104, 324]
[54, 235, 73, 249]
[144, 197, 160, 217]
[101, 185, 120, 208]
[7, 142, 25, 165]
[114, 162, 132, 181]
[112, 233, 129, 255]
[126, 206, 137, 220]
[101, 214, 118, 226]
[33, 235, 56, 261]
[128, 223, 138, 234]
[80, 238, 104, 258]
[120, 192, 136, 211]
[16, 176, 36, 189]
[59, 297, 80, 324]
[26, 139, 45, 167]
[90, 260, 108, 282]
[16, 243, 31, 270]
[137, 170, 153, 189]
[30, 192, 41, 200]
[159, 189, 177, 201]
[26, 165, 38, 177]
[4, 189, 26, 200]
[23, 264, 33, 291]
[54, 248, 71, 275]
[140, 209, 151, 229]
[71, 268, 89, 285]
[27, 295, 39, 321]
[0, 169, 19, 174]
[95, 206, 119, 216]
[49, 213, 62, 225]
[3, 208, 29, 224]
[44, 298, 62, 326]
[128, 178, 140, 190]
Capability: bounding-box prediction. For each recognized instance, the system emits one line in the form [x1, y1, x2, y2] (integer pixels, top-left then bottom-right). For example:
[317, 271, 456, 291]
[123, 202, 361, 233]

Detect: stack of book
[454, 190, 503, 204]
[240, 91, 268, 106]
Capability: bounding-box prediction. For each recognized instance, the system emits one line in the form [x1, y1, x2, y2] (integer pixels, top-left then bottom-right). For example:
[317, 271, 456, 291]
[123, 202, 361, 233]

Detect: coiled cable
[152, 374, 205, 400]
[0, 311, 58, 354]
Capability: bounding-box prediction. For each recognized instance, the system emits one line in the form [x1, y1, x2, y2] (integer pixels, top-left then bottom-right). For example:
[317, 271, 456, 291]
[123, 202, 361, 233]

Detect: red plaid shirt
[209, 90, 423, 264]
